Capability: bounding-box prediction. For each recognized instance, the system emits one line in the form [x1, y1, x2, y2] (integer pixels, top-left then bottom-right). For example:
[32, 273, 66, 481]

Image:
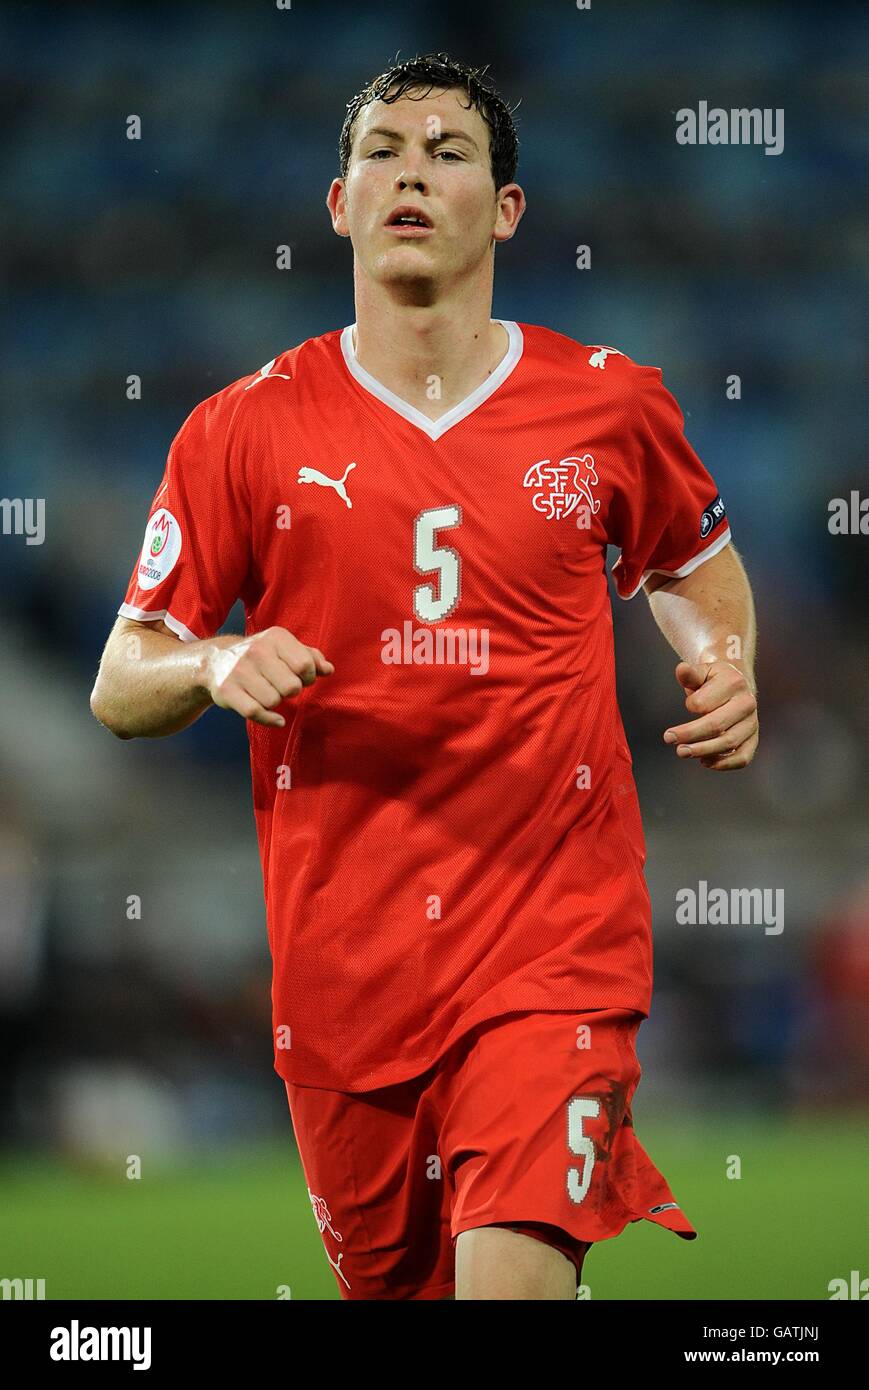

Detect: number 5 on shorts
[567, 1096, 600, 1203]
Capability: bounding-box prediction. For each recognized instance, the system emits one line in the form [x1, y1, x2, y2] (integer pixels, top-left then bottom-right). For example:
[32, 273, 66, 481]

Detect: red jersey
[119, 322, 732, 1091]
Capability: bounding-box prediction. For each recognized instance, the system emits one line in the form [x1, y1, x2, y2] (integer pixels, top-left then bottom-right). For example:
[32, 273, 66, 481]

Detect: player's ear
[493, 183, 526, 243]
[326, 178, 350, 237]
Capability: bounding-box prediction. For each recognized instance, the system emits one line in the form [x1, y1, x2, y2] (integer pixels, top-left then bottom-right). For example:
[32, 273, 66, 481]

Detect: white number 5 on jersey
[567, 1096, 600, 1204]
[413, 505, 462, 622]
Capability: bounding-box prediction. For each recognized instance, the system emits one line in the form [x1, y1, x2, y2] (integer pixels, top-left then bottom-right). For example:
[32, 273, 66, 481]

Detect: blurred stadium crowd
[1, 0, 867, 1160]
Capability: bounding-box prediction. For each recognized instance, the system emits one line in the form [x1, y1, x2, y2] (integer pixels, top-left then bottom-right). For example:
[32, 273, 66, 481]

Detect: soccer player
[90, 52, 759, 1300]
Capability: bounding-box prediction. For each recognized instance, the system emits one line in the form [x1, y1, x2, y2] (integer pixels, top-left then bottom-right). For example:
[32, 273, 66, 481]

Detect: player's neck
[349, 299, 508, 423]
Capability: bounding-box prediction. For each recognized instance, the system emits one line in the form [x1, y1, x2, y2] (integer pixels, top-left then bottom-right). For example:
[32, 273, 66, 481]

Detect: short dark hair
[339, 51, 520, 192]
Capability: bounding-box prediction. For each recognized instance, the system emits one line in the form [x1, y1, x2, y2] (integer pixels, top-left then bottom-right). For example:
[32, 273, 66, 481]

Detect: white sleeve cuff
[615, 527, 733, 600]
[117, 602, 201, 642]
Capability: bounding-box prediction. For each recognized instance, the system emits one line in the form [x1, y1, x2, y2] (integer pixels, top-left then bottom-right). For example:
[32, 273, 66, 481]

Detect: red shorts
[284, 1008, 696, 1300]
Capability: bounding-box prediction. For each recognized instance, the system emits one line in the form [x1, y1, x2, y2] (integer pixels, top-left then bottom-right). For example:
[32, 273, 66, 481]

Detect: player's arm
[89, 616, 334, 741]
[642, 542, 758, 771]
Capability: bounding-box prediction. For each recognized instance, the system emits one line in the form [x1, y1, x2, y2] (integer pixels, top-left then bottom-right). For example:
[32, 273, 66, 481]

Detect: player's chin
[379, 242, 437, 265]
[373, 255, 439, 287]
[374, 236, 434, 259]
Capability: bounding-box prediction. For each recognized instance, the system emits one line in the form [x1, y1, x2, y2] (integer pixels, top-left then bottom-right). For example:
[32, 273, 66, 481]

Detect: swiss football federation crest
[308, 1188, 350, 1290]
[523, 454, 601, 522]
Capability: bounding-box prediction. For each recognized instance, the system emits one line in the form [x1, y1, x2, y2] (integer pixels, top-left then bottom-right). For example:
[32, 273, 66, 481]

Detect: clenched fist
[663, 659, 758, 771]
[204, 626, 334, 728]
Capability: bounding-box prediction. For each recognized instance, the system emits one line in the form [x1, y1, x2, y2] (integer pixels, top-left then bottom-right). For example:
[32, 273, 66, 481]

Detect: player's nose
[395, 164, 427, 193]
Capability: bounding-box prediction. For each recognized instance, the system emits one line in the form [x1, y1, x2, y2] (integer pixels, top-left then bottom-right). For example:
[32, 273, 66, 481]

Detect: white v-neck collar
[339, 319, 524, 441]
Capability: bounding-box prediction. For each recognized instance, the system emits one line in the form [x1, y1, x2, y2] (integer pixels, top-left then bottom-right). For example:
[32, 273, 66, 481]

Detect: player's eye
[365, 148, 463, 161]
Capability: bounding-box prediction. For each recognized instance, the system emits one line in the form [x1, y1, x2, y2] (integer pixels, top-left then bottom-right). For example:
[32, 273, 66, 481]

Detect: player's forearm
[90, 631, 238, 739]
[643, 544, 757, 691]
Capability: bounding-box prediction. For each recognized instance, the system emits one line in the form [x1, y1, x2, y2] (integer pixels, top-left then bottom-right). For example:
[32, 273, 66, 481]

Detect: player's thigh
[454, 1224, 577, 1301]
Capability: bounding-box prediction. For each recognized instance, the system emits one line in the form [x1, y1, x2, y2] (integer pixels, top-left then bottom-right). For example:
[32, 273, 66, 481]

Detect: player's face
[328, 86, 524, 292]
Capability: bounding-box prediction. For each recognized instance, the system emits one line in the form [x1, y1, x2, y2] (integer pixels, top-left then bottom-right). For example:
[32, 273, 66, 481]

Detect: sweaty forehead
[354, 88, 485, 148]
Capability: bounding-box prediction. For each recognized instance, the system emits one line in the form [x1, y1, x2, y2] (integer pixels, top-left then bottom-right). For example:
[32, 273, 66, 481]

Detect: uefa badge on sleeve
[137, 507, 182, 589]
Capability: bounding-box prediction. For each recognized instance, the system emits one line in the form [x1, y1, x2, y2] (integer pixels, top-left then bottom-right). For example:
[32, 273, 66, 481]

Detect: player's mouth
[384, 205, 434, 237]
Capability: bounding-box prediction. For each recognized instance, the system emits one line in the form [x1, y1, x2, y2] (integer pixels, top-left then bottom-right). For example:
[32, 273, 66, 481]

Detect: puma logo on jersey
[244, 357, 292, 389]
[588, 345, 624, 369]
[297, 461, 356, 509]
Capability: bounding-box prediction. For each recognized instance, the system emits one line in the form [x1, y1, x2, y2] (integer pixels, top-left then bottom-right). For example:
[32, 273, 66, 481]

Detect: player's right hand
[204, 626, 334, 728]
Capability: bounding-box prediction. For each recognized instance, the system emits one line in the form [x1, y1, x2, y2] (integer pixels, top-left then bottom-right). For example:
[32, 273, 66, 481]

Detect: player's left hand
[663, 660, 759, 771]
